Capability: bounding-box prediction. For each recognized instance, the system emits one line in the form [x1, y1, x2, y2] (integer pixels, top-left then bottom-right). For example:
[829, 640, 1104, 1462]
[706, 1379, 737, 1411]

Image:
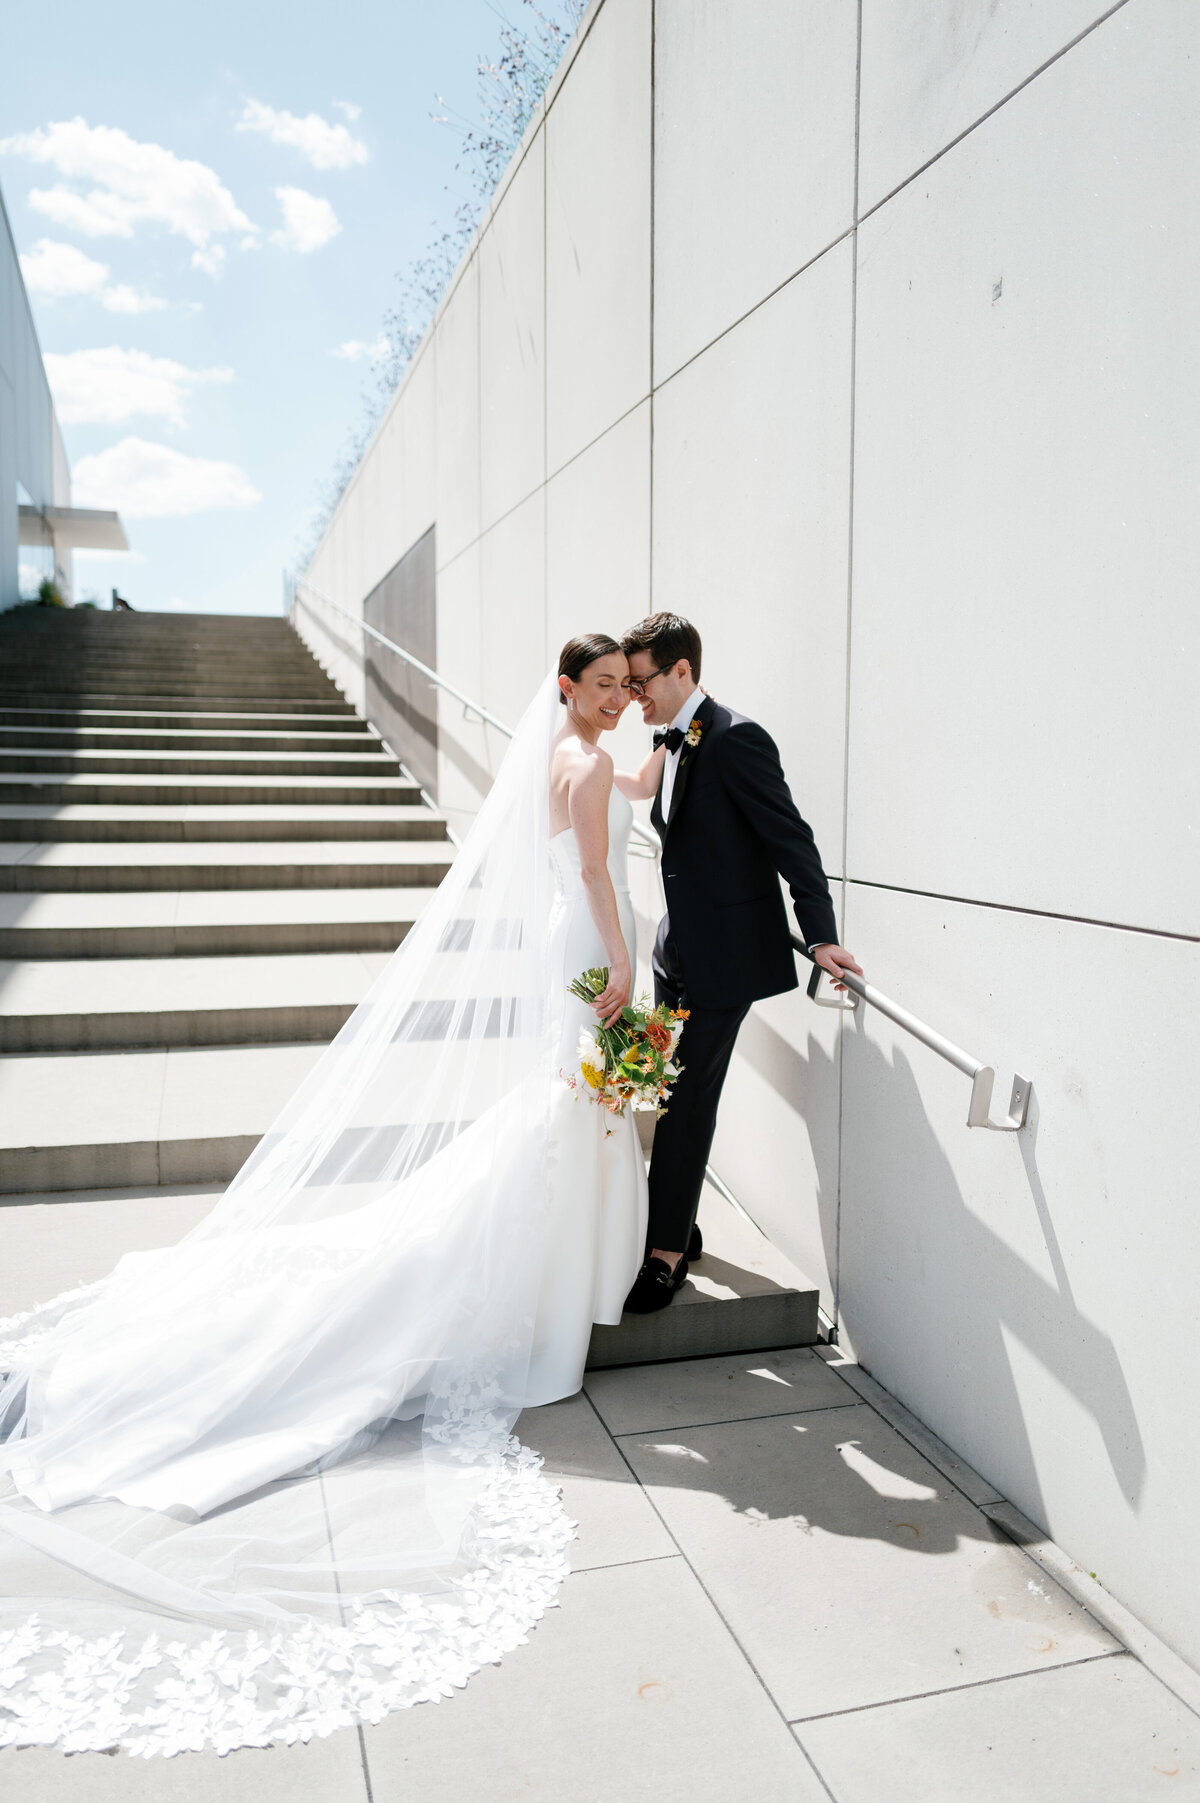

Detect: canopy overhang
[18, 505, 129, 553]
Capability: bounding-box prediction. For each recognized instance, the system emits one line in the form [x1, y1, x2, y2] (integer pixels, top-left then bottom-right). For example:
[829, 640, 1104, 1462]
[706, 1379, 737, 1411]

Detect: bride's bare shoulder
[551, 731, 614, 782]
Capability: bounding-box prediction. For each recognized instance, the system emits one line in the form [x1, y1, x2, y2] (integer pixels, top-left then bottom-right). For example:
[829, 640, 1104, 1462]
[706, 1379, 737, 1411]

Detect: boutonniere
[684, 719, 703, 749]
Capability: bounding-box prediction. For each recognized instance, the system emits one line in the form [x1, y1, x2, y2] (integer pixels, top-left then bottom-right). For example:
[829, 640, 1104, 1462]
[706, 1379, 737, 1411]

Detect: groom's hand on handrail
[812, 943, 864, 994]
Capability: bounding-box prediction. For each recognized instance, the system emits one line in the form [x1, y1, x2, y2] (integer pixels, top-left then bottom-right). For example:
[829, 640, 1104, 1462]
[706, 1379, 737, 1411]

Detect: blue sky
[0, 0, 532, 615]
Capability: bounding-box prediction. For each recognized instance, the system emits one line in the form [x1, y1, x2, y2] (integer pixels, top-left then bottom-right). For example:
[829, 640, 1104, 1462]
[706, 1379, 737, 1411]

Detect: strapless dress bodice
[549, 785, 633, 896]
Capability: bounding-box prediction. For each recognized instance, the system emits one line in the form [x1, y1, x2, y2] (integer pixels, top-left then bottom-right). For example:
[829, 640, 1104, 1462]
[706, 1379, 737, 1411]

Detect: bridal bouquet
[561, 967, 688, 1130]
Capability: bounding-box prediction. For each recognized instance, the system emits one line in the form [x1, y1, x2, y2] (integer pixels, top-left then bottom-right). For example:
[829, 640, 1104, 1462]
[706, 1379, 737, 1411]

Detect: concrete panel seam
[821, 1356, 1003, 1507]
[844, 877, 1200, 946]
[542, 0, 611, 121]
[981, 1500, 1200, 1722]
[788, 1648, 1123, 1729]
[857, 0, 1134, 230]
[611, 1400, 860, 1439]
[434, 394, 652, 578]
[651, 221, 857, 397]
[830, 0, 865, 1343]
[820, 1356, 1200, 1714]
[579, 1385, 835, 1790]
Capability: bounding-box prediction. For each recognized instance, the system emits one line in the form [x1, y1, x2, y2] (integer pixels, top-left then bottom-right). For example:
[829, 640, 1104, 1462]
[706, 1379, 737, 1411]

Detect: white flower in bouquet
[576, 1028, 606, 1091]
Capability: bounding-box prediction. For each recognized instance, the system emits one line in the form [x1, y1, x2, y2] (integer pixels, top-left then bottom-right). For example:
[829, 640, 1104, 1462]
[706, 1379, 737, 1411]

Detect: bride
[0, 634, 666, 1758]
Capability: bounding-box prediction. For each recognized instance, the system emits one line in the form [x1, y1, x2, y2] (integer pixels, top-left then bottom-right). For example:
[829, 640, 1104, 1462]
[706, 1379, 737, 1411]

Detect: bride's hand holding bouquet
[562, 966, 688, 1132]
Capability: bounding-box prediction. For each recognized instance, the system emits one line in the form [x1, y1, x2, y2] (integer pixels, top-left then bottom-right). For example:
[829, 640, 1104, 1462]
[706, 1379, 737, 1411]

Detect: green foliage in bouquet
[563, 967, 689, 1127]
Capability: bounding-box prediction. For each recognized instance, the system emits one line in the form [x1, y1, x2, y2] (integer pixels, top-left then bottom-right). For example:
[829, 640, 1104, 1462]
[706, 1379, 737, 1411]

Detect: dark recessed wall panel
[363, 524, 437, 793]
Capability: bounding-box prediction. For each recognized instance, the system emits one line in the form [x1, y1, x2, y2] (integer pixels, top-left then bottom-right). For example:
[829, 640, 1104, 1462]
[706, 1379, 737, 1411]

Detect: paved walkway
[4, 1194, 1200, 1799]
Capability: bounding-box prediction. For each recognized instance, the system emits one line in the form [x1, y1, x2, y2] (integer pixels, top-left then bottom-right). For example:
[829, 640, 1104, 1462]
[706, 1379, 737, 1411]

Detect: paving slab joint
[819, 1350, 1200, 1721]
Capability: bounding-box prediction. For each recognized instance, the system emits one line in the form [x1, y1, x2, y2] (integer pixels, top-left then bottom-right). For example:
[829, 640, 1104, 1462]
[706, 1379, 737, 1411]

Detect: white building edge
[294, 0, 1200, 1675]
[0, 181, 127, 609]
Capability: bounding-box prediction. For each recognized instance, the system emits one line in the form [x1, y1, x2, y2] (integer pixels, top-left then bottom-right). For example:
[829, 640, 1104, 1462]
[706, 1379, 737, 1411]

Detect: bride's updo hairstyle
[558, 633, 622, 704]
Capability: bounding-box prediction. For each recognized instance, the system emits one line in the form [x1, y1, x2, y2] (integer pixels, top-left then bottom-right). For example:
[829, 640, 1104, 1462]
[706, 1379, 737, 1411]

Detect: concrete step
[0, 678, 345, 700]
[0, 609, 289, 631]
[0, 1041, 324, 1189]
[0, 642, 325, 657]
[0, 746, 397, 777]
[0, 1038, 516, 1191]
[0, 1181, 819, 1367]
[0, 803, 447, 842]
[0, 705, 370, 734]
[0, 839, 455, 891]
[0, 692, 358, 716]
[0, 661, 339, 681]
[587, 1183, 820, 1364]
[0, 772, 421, 805]
[0, 673, 339, 696]
[0, 884, 436, 956]
[0, 648, 327, 667]
[0, 949, 394, 1050]
[0, 724, 386, 754]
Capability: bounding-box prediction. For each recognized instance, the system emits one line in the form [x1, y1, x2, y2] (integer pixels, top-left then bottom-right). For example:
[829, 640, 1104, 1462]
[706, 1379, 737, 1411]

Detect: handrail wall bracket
[805, 958, 1030, 1133]
[968, 1067, 1032, 1134]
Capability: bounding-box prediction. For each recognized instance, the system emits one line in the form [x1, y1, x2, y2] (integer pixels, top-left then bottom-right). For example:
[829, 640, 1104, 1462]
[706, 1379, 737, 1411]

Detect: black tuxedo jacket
[650, 694, 838, 1010]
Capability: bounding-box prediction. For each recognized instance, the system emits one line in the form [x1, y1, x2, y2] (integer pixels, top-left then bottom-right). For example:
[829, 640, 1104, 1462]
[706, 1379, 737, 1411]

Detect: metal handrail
[798, 936, 1030, 1132]
[293, 578, 515, 737]
[292, 576, 660, 853]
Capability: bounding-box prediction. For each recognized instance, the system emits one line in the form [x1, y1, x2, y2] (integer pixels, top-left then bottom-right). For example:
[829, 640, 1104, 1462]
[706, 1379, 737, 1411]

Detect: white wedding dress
[0, 674, 646, 1758]
[528, 787, 648, 1399]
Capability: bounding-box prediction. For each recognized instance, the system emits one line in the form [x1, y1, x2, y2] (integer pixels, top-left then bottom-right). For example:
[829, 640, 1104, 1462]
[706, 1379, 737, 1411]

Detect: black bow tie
[653, 726, 685, 753]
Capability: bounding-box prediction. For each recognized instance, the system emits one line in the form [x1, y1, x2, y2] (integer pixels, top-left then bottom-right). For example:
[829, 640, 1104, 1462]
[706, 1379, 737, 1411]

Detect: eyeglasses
[626, 665, 673, 699]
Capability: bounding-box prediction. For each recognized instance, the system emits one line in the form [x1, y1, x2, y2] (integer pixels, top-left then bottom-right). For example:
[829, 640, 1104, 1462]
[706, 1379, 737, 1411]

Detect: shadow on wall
[731, 1005, 841, 1300]
[841, 1030, 1146, 1524]
[728, 1007, 1145, 1525]
[437, 719, 506, 810]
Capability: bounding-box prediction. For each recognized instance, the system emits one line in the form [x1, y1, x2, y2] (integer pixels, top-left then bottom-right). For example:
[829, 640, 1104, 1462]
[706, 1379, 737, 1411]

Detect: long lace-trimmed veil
[0, 671, 575, 1757]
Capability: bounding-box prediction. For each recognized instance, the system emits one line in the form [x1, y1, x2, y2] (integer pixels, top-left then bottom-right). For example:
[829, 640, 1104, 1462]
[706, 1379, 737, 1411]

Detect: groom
[621, 613, 862, 1313]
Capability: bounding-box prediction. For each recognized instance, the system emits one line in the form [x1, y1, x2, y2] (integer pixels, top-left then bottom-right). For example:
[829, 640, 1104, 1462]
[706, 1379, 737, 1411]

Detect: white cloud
[237, 100, 368, 171]
[191, 244, 226, 277]
[73, 437, 261, 518]
[20, 237, 108, 296]
[28, 184, 135, 237]
[18, 237, 164, 313]
[333, 101, 362, 123]
[1, 119, 255, 258]
[271, 187, 340, 253]
[331, 332, 389, 364]
[99, 282, 165, 315]
[44, 347, 232, 427]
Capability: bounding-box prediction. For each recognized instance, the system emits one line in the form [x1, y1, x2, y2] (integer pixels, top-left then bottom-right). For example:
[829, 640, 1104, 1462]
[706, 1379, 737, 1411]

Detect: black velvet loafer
[687, 1223, 703, 1261]
[623, 1254, 689, 1314]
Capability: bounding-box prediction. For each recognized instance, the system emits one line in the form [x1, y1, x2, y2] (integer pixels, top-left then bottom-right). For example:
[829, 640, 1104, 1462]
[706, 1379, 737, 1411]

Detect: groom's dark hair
[620, 613, 702, 683]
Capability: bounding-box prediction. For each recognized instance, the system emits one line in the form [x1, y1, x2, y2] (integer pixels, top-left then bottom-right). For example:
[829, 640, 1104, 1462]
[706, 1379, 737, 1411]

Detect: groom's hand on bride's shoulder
[813, 943, 863, 993]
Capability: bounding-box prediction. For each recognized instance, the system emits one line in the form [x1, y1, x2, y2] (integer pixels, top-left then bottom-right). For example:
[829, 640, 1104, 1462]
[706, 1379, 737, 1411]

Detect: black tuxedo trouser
[648, 937, 750, 1254]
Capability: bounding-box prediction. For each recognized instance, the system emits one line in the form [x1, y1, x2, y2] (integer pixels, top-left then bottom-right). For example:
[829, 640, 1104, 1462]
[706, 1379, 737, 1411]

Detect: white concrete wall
[0, 181, 66, 609]
[299, 0, 1200, 1671]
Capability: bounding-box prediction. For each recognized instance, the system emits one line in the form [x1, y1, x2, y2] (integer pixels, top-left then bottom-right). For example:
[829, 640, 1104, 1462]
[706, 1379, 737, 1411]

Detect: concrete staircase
[0, 606, 819, 1363]
[0, 608, 452, 1192]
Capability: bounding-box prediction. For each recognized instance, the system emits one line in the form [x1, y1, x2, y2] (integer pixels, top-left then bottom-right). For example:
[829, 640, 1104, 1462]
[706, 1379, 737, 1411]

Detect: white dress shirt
[659, 687, 832, 959]
[659, 687, 703, 821]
